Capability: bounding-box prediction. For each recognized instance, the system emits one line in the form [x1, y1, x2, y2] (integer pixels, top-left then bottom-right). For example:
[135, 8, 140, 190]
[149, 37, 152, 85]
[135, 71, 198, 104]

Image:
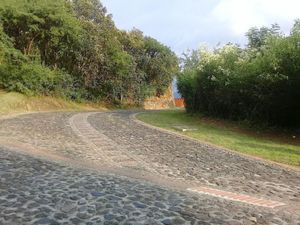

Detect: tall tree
[246, 23, 281, 49]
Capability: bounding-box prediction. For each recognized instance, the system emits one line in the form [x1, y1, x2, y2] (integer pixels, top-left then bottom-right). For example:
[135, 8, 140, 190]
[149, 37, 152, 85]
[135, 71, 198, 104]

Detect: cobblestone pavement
[0, 148, 299, 225]
[0, 111, 300, 224]
[88, 112, 300, 202]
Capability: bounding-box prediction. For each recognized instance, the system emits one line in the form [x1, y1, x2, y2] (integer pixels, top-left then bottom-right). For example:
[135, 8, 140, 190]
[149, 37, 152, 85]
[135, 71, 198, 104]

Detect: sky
[101, 0, 300, 55]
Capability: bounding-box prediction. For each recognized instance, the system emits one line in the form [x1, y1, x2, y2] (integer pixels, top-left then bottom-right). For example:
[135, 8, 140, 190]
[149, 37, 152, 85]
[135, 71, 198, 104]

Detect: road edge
[131, 111, 300, 172]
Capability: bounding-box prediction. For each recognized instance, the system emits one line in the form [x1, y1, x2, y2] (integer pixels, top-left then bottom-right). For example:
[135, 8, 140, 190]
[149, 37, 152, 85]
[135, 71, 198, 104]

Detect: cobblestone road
[0, 111, 299, 224]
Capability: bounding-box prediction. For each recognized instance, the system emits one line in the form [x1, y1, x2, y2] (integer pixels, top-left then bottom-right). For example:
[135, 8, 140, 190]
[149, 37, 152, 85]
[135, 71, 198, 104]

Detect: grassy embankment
[137, 109, 300, 168]
[0, 90, 106, 115]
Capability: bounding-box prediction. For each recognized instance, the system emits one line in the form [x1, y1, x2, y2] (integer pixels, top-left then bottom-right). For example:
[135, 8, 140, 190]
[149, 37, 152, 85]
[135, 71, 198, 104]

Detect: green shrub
[178, 23, 300, 127]
[0, 61, 73, 96]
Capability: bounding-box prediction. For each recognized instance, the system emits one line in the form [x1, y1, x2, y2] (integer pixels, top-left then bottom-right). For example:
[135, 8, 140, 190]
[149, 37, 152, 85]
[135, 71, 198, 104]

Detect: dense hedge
[178, 22, 300, 127]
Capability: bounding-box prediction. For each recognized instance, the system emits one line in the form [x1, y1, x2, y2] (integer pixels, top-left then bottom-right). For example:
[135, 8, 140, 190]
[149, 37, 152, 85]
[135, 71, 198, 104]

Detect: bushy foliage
[178, 22, 300, 127]
[0, 62, 71, 96]
[0, 22, 72, 96]
[0, 0, 178, 105]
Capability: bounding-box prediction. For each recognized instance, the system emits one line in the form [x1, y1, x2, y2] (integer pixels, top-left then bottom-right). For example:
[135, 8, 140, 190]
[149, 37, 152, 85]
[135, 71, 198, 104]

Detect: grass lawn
[136, 109, 300, 168]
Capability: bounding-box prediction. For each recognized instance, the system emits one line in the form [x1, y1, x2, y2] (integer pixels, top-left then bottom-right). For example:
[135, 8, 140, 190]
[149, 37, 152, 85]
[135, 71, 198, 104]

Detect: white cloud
[102, 0, 300, 53]
[212, 0, 300, 35]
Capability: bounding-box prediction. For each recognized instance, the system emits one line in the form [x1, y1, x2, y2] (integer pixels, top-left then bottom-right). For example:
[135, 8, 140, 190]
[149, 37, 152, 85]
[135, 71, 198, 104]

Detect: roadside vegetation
[177, 23, 300, 127]
[0, 90, 106, 115]
[138, 23, 300, 168]
[0, 0, 178, 106]
[137, 110, 300, 168]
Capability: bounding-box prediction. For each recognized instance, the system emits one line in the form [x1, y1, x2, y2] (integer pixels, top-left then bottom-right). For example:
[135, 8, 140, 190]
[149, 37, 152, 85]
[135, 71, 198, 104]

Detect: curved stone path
[88, 112, 300, 203]
[0, 111, 299, 225]
[69, 113, 157, 172]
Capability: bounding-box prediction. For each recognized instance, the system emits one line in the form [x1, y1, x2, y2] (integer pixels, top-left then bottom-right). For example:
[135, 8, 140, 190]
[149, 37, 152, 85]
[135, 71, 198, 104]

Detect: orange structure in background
[175, 98, 185, 108]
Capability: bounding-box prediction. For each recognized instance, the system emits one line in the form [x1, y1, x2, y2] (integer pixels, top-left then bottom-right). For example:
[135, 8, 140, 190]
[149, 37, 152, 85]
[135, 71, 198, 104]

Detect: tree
[0, 0, 83, 70]
[178, 22, 300, 127]
[143, 37, 178, 96]
[0, 0, 178, 105]
[246, 23, 281, 49]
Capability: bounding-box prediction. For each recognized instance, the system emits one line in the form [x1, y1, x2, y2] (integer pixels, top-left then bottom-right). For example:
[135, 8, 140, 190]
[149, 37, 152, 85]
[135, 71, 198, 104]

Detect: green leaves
[0, 0, 178, 105]
[246, 23, 281, 49]
[178, 23, 300, 127]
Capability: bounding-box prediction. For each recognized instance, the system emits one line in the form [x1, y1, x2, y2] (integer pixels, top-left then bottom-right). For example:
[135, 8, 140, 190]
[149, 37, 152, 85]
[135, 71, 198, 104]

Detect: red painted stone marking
[188, 187, 285, 208]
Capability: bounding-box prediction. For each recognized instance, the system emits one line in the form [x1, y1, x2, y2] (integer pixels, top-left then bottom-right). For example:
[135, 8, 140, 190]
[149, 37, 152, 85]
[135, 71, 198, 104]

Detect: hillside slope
[0, 91, 106, 115]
